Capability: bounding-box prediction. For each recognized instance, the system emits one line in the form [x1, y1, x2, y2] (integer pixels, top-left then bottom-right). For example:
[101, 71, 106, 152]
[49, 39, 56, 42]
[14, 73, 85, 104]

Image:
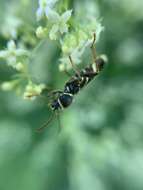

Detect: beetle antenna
[36, 112, 55, 132]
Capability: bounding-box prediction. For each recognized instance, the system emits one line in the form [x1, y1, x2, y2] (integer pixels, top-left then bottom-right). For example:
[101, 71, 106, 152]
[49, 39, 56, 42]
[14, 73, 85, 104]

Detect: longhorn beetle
[37, 33, 108, 131]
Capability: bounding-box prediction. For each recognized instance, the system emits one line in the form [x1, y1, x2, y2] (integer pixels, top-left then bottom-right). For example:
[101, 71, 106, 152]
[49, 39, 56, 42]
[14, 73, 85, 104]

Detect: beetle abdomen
[59, 93, 73, 108]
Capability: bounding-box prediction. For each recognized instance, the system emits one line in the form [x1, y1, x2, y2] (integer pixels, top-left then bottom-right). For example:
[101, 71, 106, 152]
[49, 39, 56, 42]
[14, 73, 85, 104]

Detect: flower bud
[36, 26, 47, 38]
[1, 82, 14, 91]
[15, 62, 25, 71]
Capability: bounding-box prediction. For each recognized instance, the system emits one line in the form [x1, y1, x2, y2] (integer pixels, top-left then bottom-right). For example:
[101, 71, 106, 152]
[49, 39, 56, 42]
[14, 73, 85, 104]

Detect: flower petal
[36, 7, 44, 21]
[7, 40, 16, 50]
[45, 7, 60, 22]
[95, 22, 104, 42]
[47, 0, 58, 8]
[61, 10, 72, 22]
[59, 23, 68, 34]
[49, 24, 59, 40]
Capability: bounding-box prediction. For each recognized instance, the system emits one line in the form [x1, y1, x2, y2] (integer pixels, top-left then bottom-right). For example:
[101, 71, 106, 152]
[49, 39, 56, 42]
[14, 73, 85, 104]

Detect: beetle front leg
[68, 55, 81, 78]
[90, 33, 100, 73]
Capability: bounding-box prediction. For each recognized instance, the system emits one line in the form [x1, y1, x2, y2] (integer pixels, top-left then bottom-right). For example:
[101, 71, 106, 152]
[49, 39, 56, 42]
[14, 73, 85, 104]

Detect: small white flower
[46, 9, 72, 40]
[23, 82, 45, 100]
[8, 40, 29, 57]
[1, 14, 21, 39]
[36, 0, 58, 21]
[0, 40, 29, 69]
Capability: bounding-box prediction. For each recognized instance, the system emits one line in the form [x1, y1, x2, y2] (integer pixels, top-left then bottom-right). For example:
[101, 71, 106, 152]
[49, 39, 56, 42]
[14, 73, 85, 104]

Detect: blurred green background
[0, 0, 143, 190]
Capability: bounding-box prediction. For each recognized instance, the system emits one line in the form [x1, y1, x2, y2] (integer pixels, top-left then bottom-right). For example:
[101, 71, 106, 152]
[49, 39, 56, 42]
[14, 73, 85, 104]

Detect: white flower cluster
[0, 41, 38, 100]
[36, 0, 72, 40]
[0, 40, 29, 71]
[23, 82, 45, 100]
[59, 19, 104, 71]
[1, 79, 46, 101]
[36, 1, 104, 72]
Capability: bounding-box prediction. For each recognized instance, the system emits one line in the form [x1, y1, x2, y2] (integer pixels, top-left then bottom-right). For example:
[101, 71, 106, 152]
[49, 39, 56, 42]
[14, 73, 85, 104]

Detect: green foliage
[0, 0, 143, 190]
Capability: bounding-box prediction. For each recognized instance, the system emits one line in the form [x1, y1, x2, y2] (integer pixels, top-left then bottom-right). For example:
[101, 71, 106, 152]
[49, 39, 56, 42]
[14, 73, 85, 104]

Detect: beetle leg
[90, 33, 99, 72]
[69, 55, 81, 78]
